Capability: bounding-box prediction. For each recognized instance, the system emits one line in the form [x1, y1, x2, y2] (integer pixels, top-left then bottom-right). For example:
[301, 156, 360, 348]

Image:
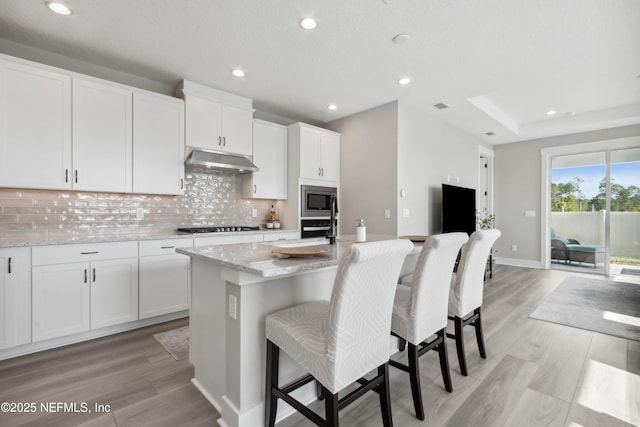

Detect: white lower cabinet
[31, 242, 138, 342]
[0, 248, 31, 350]
[139, 238, 192, 319]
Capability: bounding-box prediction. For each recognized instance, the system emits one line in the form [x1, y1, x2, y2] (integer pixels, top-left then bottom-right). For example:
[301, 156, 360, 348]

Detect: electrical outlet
[384, 209, 391, 219]
[228, 295, 237, 320]
[252, 208, 257, 218]
[403, 208, 410, 218]
[511, 244, 518, 252]
[136, 208, 144, 219]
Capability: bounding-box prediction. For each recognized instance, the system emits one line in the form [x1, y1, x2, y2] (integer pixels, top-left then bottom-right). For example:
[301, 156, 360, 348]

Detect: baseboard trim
[0, 310, 189, 361]
[495, 257, 543, 269]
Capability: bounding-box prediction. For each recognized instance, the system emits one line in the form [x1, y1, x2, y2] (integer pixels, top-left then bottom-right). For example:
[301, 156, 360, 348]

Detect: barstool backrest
[450, 229, 501, 317]
[327, 239, 413, 386]
[407, 232, 468, 343]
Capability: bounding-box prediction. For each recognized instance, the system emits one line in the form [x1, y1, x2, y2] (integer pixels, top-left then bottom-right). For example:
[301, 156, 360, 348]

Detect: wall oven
[300, 185, 337, 218]
[300, 218, 336, 239]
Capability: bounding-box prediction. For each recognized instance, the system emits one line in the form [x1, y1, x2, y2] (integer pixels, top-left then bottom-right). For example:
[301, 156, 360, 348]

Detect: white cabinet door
[90, 258, 139, 329]
[297, 125, 340, 183]
[133, 92, 185, 195]
[139, 254, 190, 319]
[0, 248, 31, 350]
[72, 78, 132, 192]
[243, 120, 287, 199]
[0, 59, 72, 190]
[320, 131, 340, 183]
[32, 262, 90, 342]
[185, 95, 222, 151]
[299, 127, 323, 180]
[221, 105, 253, 156]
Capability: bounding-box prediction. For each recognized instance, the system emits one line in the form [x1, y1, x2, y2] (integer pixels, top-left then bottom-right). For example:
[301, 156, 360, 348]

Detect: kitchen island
[177, 236, 417, 427]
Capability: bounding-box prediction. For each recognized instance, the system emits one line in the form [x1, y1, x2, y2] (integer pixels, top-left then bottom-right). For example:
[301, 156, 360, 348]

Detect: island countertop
[176, 235, 418, 278]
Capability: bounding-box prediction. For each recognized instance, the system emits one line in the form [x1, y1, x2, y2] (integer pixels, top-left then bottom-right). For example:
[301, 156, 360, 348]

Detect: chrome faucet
[326, 193, 338, 245]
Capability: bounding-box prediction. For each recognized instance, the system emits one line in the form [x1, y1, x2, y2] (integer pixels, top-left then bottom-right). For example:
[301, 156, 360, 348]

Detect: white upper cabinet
[133, 92, 185, 195]
[72, 78, 133, 193]
[0, 58, 72, 190]
[243, 120, 287, 200]
[179, 80, 253, 156]
[290, 123, 340, 184]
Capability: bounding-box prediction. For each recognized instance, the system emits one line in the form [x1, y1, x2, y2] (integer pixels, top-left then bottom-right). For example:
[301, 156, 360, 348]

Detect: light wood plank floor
[0, 265, 638, 427]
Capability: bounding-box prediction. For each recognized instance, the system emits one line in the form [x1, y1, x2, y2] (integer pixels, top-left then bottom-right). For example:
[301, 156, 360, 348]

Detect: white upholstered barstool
[447, 229, 501, 376]
[264, 239, 414, 427]
[389, 232, 468, 420]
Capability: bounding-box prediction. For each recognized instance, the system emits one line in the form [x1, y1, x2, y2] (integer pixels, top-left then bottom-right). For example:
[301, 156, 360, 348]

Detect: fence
[551, 211, 640, 258]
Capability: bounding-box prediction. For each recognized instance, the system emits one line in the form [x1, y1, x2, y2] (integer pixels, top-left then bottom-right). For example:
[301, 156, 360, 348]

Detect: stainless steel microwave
[300, 185, 337, 217]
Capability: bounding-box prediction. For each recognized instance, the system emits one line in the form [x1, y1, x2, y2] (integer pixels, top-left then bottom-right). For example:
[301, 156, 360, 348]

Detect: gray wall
[327, 102, 399, 236]
[328, 101, 486, 237]
[397, 102, 484, 236]
[493, 124, 640, 266]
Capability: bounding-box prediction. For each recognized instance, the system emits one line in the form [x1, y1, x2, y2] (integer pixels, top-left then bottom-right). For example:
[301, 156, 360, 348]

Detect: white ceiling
[0, 0, 639, 145]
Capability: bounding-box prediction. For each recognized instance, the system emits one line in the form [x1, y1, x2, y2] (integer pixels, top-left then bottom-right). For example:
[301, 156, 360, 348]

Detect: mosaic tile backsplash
[0, 171, 274, 242]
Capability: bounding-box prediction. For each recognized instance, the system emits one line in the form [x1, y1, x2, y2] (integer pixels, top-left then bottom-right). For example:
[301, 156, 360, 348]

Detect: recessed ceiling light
[398, 77, 411, 85]
[392, 34, 410, 44]
[300, 18, 318, 30]
[546, 110, 557, 116]
[433, 102, 449, 110]
[485, 132, 496, 136]
[327, 104, 337, 111]
[231, 69, 245, 77]
[46, 2, 71, 15]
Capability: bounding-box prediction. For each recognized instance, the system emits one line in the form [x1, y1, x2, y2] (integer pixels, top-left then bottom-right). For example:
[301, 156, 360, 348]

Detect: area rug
[153, 326, 189, 360]
[621, 268, 640, 276]
[529, 277, 640, 341]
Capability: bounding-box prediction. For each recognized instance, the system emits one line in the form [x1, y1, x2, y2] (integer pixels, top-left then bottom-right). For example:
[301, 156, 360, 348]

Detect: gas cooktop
[177, 226, 261, 234]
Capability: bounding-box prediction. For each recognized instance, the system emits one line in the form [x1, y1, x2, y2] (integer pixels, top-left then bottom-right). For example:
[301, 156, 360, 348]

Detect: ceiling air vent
[433, 102, 449, 110]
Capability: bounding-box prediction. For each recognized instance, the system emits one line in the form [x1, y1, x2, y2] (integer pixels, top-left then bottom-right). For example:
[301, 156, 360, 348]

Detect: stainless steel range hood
[185, 149, 258, 174]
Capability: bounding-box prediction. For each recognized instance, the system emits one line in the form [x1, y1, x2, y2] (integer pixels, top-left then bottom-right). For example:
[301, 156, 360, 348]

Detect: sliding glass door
[551, 152, 606, 274]
[609, 148, 640, 277]
[546, 143, 640, 277]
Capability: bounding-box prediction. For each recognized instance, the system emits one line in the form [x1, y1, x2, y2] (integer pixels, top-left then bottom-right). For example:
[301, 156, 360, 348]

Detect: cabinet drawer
[263, 231, 300, 242]
[32, 241, 138, 266]
[139, 238, 193, 257]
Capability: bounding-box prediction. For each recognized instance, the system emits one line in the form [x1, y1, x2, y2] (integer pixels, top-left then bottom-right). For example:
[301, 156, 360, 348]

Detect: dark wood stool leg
[265, 340, 279, 427]
[324, 387, 339, 427]
[397, 337, 407, 351]
[378, 363, 394, 427]
[454, 316, 468, 376]
[316, 380, 325, 400]
[474, 307, 487, 359]
[437, 329, 453, 392]
[407, 343, 424, 420]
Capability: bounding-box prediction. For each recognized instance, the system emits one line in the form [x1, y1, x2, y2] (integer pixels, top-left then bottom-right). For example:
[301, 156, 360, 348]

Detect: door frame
[541, 136, 640, 272]
[478, 145, 495, 216]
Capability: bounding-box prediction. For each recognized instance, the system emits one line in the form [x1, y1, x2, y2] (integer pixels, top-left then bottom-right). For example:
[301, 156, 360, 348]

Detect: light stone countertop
[177, 235, 419, 278]
[0, 228, 299, 248]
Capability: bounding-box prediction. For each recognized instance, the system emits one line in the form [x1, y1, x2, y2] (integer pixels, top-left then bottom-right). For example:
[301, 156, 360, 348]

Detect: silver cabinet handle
[84, 269, 88, 283]
[161, 246, 175, 249]
[65, 169, 69, 183]
[7, 257, 11, 274]
[218, 136, 222, 146]
[223, 136, 226, 147]
[93, 268, 96, 282]
[80, 251, 99, 255]
[75, 170, 78, 183]
[318, 167, 322, 176]
[180, 178, 184, 190]
[254, 184, 257, 194]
